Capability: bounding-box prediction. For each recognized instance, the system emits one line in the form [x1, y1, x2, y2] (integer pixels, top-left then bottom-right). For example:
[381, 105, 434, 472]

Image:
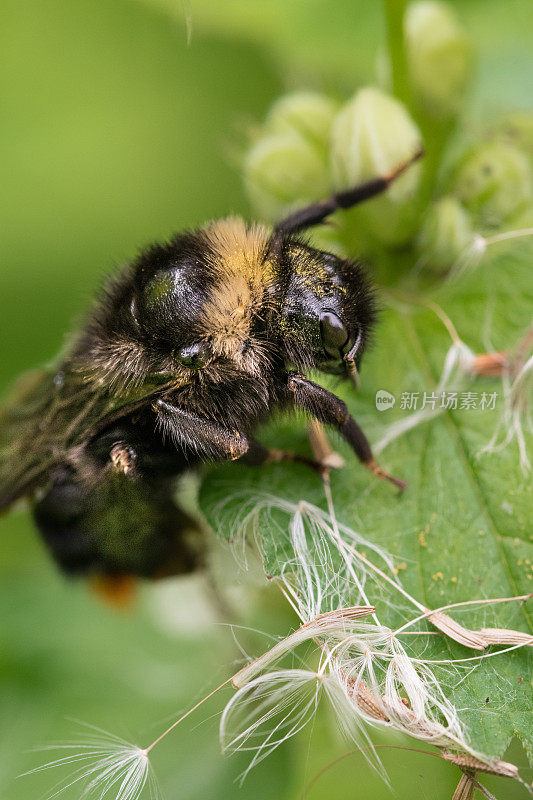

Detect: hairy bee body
[1, 153, 420, 581]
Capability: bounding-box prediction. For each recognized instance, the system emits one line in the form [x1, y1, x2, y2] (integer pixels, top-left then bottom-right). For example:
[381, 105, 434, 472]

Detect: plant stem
[383, 0, 410, 107]
[383, 0, 447, 209]
[143, 677, 233, 755]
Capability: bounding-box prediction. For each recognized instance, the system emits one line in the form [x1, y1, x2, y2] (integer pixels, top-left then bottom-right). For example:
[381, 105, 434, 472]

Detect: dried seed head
[469, 352, 509, 378]
[427, 610, 488, 650]
[452, 772, 477, 800]
[23, 726, 157, 800]
[310, 606, 376, 629]
[346, 677, 390, 721]
[479, 627, 533, 646]
[381, 694, 440, 740]
[479, 335, 533, 472]
[232, 606, 375, 689]
[441, 751, 519, 779]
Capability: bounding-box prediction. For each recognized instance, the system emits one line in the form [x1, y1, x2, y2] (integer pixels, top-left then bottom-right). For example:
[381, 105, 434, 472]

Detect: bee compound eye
[176, 342, 210, 369]
[319, 311, 349, 351]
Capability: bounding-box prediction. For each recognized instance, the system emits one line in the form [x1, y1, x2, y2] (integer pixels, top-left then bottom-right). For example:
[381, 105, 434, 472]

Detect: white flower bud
[265, 91, 339, 153]
[507, 202, 533, 231]
[330, 87, 423, 245]
[417, 196, 475, 271]
[453, 142, 532, 227]
[405, 1, 472, 118]
[494, 112, 533, 167]
[244, 132, 330, 222]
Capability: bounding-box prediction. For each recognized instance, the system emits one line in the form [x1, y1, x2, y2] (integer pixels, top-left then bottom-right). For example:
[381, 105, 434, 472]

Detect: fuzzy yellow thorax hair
[200, 218, 272, 357]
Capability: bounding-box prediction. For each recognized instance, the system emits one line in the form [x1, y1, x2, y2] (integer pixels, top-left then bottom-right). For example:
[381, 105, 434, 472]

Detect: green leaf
[200, 242, 533, 763]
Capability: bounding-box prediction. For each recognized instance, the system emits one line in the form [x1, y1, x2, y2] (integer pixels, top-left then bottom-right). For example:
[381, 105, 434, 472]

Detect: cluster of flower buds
[245, 84, 424, 247]
[416, 196, 475, 272]
[330, 87, 423, 246]
[419, 125, 533, 269]
[404, 0, 472, 119]
[243, 1, 533, 274]
[494, 111, 533, 168]
[244, 91, 338, 221]
[452, 141, 532, 229]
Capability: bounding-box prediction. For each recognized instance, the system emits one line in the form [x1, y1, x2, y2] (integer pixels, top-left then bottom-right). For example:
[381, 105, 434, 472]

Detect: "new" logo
[375, 390, 396, 410]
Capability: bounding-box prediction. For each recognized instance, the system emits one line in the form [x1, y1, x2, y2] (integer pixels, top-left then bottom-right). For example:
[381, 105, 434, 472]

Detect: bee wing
[0, 367, 161, 512]
[0, 369, 56, 508]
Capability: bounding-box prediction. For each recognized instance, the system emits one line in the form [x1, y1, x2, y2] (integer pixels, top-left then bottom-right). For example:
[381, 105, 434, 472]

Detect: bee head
[274, 242, 377, 376]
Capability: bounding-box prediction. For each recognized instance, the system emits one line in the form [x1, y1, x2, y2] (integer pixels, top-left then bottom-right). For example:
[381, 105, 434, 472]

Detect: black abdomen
[33, 414, 203, 578]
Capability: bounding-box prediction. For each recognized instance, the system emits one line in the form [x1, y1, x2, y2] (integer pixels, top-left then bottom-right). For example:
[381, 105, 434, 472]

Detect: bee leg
[155, 399, 250, 461]
[239, 439, 335, 477]
[108, 441, 137, 476]
[287, 373, 406, 490]
[307, 420, 346, 471]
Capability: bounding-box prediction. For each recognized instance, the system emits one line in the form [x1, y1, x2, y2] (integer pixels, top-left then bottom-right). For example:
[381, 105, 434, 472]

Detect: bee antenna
[272, 147, 424, 238]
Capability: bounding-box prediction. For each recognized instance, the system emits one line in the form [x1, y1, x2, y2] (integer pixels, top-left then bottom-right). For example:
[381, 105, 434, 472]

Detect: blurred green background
[1, 1, 531, 798]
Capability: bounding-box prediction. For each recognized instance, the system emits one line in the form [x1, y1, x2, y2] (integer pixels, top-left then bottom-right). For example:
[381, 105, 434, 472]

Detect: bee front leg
[155, 399, 250, 461]
[286, 373, 406, 490]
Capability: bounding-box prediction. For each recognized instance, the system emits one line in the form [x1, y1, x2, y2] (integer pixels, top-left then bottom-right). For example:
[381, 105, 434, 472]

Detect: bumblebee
[0, 152, 421, 585]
